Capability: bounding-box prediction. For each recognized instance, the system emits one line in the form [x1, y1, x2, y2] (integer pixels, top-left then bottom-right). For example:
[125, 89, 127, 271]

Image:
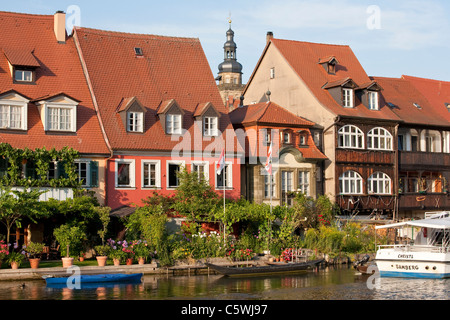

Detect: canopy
[375, 217, 450, 230]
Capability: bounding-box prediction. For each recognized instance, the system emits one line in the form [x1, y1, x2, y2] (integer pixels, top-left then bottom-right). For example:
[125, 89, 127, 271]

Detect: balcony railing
[335, 149, 394, 165]
[397, 193, 450, 211]
[10, 186, 74, 201]
[399, 151, 450, 170]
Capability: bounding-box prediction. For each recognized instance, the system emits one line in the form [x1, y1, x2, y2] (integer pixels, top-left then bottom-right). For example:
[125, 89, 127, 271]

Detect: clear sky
[2, 0, 450, 83]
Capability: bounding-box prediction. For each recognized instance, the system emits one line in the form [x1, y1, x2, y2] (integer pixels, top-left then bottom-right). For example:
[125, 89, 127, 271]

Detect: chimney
[54, 11, 66, 43]
[266, 31, 273, 44]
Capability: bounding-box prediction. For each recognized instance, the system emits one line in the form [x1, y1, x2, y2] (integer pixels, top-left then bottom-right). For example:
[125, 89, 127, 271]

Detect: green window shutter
[25, 161, 37, 179]
[57, 161, 68, 179]
[90, 161, 99, 187]
[0, 158, 8, 178]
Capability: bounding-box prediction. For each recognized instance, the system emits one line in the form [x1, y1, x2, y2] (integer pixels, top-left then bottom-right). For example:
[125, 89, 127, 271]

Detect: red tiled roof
[371, 76, 449, 127]
[0, 11, 110, 154]
[265, 39, 402, 121]
[229, 101, 314, 127]
[402, 75, 450, 123]
[3, 48, 40, 67]
[230, 101, 326, 160]
[74, 27, 238, 153]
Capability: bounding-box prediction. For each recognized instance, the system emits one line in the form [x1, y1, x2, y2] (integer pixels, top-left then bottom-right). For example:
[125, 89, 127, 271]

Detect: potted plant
[94, 245, 110, 266]
[107, 239, 126, 266]
[132, 240, 150, 264]
[79, 252, 86, 262]
[24, 242, 45, 269]
[121, 240, 135, 265]
[6, 250, 25, 269]
[53, 224, 86, 268]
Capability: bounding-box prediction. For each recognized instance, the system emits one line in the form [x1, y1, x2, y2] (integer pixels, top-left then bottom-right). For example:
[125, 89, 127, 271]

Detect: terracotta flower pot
[62, 257, 74, 268]
[96, 256, 108, 267]
[11, 261, 19, 269]
[138, 257, 145, 265]
[113, 258, 121, 266]
[29, 258, 40, 269]
[79, 257, 85, 262]
[126, 258, 133, 265]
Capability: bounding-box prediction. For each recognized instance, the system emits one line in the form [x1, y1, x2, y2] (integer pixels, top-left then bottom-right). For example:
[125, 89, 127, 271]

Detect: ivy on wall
[0, 143, 81, 188]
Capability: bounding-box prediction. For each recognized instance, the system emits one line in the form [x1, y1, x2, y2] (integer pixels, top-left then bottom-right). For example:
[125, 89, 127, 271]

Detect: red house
[73, 27, 243, 214]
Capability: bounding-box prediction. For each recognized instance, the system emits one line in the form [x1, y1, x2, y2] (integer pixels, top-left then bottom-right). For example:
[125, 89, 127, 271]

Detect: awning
[375, 218, 450, 230]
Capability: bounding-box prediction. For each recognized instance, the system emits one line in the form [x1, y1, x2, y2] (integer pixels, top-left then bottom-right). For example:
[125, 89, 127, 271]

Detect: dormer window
[343, 88, 354, 108]
[166, 114, 182, 134]
[14, 69, 33, 82]
[368, 91, 379, 110]
[127, 111, 143, 132]
[35, 93, 79, 132]
[117, 97, 146, 133]
[203, 116, 218, 136]
[318, 56, 338, 75]
[0, 90, 29, 131]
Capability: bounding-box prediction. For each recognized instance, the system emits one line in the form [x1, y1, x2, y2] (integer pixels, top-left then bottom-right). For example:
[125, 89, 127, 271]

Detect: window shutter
[90, 161, 99, 187]
[57, 161, 68, 179]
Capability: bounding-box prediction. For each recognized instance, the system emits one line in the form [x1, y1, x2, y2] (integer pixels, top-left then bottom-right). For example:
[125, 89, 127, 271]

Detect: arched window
[368, 172, 391, 194]
[338, 125, 364, 149]
[339, 170, 363, 194]
[367, 127, 392, 150]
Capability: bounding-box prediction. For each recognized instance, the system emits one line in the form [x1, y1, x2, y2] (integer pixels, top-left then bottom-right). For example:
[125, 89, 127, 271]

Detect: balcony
[399, 151, 450, 171]
[336, 194, 396, 212]
[397, 192, 450, 211]
[336, 149, 394, 165]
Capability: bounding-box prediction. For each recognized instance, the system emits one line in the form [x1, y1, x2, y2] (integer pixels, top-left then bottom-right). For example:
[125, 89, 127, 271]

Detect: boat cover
[375, 217, 450, 230]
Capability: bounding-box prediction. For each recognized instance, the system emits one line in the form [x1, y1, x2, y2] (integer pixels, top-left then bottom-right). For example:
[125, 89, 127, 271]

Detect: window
[367, 127, 392, 150]
[263, 129, 272, 145]
[368, 172, 391, 194]
[14, 70, 33, 82]
[339, 171, 363, 194]
[47, 106, 73, 131]
[282, 132, 291, 144]
[299, 133, 307, 146]
[115, 160, 135, 188]
[166, 114, 182, 134]
[338, 125, 364, 149]
[192, 162, 209, 182]
[398, 134, 404, 151]
[216, 162, 232, 189]
[264, 174, 275, 198]
[74, 160, 99, 187]
[0, 104, 24, 129]
[142, 160, 161, 188]
[298, 171, 309, 196]
[167, 161, 184, 188]
[203, 116, 218, 136]
[270, 67, 275, 79]
[343, 88, 353, 108]
[281, 170, 293, 206]
[127, 111, 143, 132]
[368, 91, 379, 110]
[134, 47, 143, 56]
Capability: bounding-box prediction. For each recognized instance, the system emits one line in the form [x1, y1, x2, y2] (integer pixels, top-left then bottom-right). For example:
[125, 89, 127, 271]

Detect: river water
[0, 266, 448, 300]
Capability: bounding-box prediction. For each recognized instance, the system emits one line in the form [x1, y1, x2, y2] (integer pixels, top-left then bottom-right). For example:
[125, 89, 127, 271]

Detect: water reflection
[0, 266, 447, 300]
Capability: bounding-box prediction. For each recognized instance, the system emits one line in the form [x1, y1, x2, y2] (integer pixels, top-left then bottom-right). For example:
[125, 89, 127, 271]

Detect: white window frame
[339, 170, 363, 195]
[264, 173, 276, 198]
[368, 172, 391, 195]
[215, 161, 232, 189]
[14, 69, 33, 82]
[191, 161, 209, 182]
[367, 127, 393, 151]
[343, 88, 354, 108]
[270, 67, 275, 79]
[166, 160, 185, 189]
[297, 170, 309, 196]
[141, 160, 161, 188]
[74, 160, 90, 187]
[115, 159, 135, 189]
[203, 116, 218, 136]
[0, 103, 27, 130]
[281, 170, 293, 193]
[127, 111, 143, 132]
[166, 114, 182, 134]
[338, 125, 364, 149]
[368, 91, 379, 110]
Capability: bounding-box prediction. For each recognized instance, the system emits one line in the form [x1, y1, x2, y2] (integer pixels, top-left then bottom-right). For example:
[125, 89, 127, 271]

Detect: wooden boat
[204, 259, 323, 277]
[44, 273, 143, 286]
[355, 264, 376, 275]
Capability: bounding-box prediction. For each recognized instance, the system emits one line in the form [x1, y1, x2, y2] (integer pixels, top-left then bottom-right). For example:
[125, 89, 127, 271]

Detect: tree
[0, 187, 48, 243]
[95, 206, 111, 246]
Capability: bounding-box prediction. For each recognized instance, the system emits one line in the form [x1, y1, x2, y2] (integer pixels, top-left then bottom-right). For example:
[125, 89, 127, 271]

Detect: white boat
[374, 211, 450, 278]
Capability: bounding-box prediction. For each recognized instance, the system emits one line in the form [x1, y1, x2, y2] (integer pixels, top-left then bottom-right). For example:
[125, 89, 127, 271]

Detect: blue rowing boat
[44, 273, 143, 286]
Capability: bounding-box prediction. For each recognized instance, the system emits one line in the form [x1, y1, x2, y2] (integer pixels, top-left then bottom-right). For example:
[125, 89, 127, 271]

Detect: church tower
[216, 19, 245, 108]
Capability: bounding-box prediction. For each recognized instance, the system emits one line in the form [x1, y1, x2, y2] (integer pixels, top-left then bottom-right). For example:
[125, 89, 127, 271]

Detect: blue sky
[3, 0, 450, 83]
